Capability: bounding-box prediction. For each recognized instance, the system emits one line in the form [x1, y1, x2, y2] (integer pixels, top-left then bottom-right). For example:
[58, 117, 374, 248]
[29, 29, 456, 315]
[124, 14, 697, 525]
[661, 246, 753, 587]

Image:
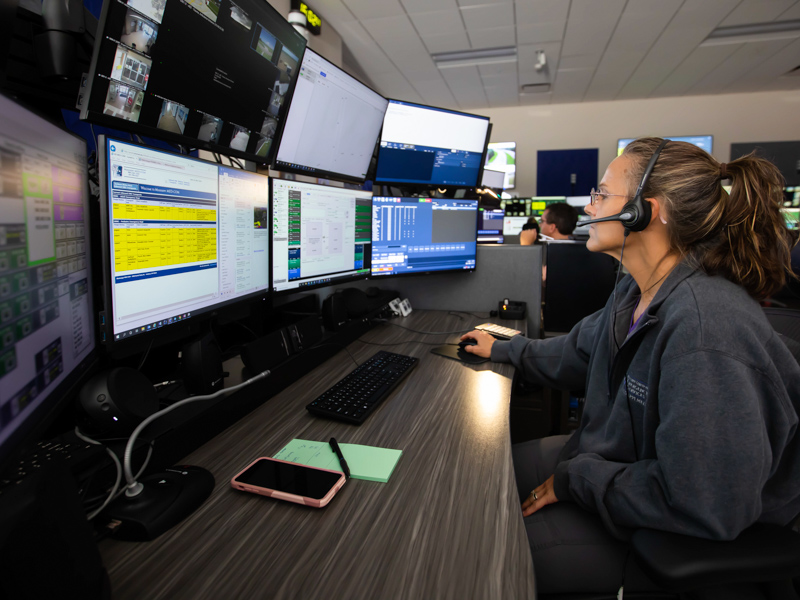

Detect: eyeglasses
[589, 188, 630, 206]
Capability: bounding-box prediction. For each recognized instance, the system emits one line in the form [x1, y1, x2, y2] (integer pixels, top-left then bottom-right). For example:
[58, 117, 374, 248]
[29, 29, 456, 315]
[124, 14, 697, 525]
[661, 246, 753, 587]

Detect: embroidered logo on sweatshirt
[625, 375, 648, 406]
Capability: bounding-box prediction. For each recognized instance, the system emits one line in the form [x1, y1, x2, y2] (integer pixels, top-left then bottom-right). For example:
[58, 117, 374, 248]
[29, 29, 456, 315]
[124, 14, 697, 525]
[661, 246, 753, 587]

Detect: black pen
[329, 437, 350, 479]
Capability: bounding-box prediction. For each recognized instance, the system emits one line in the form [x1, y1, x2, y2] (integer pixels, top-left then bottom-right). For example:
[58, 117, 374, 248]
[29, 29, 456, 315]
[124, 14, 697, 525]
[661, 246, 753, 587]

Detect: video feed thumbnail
[156, 100, 189, 134]
[252, 23, 277, 62]
[126, 0, 166, 24]
[197, 113, 223, 143]
[230, 124, 250, 151]
[110, 46, 152, 90]
[254, 207, 267, 229]
[103, 82, 144, 122]
[186, 0, 220, 23]
[277, 46, 298, 79]
[120, 8, 158, 55]
[254, 116, 277, 157]
[230, 2, 252, 29]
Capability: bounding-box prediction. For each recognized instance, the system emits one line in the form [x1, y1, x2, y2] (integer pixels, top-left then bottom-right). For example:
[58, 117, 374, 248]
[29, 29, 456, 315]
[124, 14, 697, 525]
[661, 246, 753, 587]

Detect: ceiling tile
[719, 0, 797, 27]
[414, 77, 459, 107]
[421, 30, 472, 54]
[617, 0, 742, 99]
[408, 9, 465, 38]
[514, 0, 570, 24]
[560, 0, 627, 57]
[650, 44, 741, 97]
[516, 21, 566, 45]
[313, 0, 358, 24]
[457, 0, 512, 6]
[368, 70, 424, 103]
[460, 2, 515, 30]
[341, 0, 406, 21]
[551, 67, 595, 103]
[439, 63, 489, 106]
[400, 0, 460, 12]
[467, 26, 516, 48]
[779, 2, 800, 19]
[485, 83, 520, 107]
[724, 36, 800, 92]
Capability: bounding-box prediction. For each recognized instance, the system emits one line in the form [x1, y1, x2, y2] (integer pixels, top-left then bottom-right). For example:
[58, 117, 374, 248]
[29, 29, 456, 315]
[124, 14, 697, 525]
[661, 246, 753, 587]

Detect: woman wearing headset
[462, 138, 800, 595]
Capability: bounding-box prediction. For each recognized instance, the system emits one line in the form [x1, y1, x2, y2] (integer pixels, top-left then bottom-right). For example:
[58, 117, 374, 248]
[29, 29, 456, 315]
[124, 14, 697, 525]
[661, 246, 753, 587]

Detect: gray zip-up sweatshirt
[492, 261, 800, 541]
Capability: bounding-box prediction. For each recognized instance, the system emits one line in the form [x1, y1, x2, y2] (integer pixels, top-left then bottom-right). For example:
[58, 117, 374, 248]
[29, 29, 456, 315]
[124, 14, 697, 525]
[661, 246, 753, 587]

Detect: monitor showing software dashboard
[371, 197, 478, 276]
[0, 94, 97, 473]
[271, 179, 372, 293]
[477, 208, 504, 244]
[81, 0, 306, 164]
[100, 137, 270, 346]
[273, 49, 389, 183]
[375, 101, 490, 188]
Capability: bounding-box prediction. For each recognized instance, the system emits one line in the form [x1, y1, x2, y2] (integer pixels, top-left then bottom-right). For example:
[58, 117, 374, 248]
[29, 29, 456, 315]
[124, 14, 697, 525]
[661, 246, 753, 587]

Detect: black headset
[582, 138, 669, 232]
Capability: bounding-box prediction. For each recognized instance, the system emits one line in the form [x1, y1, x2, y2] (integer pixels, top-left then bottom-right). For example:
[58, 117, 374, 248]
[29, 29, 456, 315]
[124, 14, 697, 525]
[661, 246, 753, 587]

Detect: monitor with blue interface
[375, 100, 490, 188]
[617, 136, 713, 156]
[271, 179, 372, 293]
[484, 142, 516, 189]
[273, 48, 388, 183]
[371, 197, 478, 276]
[477, 208, 504, 244]
[0, 94, 97, 474]
[99, 137, 270, 349]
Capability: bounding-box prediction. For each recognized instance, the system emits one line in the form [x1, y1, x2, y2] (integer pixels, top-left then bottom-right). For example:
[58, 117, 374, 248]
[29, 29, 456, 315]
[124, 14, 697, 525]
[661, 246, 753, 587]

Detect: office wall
[482, 90, 800, 197]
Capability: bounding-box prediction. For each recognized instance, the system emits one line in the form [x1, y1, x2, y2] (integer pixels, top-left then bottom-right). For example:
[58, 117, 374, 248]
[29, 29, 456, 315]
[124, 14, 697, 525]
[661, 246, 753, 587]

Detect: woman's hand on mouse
[460, 331, 495, 358]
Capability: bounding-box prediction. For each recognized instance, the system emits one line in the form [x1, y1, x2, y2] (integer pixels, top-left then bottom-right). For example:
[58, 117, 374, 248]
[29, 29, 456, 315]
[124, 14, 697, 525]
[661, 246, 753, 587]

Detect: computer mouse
[458, 339, 478, 350]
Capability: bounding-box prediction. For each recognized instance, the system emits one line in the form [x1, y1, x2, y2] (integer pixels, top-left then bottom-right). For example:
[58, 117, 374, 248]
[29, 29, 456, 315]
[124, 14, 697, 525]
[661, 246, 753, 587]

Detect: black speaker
[240, 328, 291, 373]
[77, 367, 158, 436]
[322, 292, 348, 331]
[181, 333, 224, 395]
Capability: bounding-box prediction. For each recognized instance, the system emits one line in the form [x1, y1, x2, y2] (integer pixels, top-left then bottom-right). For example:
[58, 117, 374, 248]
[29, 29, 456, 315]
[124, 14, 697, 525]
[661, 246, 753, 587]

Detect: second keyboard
[306, 350, 418, 425]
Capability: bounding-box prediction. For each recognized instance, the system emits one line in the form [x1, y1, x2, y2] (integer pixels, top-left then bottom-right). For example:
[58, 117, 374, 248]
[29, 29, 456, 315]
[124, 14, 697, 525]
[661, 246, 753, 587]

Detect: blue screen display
[371, 197, 478, 276]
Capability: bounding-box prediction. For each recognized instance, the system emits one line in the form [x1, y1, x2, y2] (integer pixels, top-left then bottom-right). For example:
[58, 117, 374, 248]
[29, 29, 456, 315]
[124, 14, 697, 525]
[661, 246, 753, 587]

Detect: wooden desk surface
[99, 311, 536, 599]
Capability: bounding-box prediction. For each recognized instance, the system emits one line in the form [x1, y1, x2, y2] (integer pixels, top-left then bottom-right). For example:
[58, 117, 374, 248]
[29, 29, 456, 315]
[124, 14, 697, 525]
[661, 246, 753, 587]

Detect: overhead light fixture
[432, 46, 517, 69]
[701, 19, 800, 46]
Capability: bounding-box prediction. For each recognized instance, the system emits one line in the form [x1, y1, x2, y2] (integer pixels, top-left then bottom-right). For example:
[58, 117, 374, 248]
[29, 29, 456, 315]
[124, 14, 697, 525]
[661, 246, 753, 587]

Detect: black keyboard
[306, 350, 418, 425]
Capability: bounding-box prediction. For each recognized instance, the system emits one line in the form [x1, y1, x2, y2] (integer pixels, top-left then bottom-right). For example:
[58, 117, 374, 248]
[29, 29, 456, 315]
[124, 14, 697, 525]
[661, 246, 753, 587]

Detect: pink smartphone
[230, 457, 346, 508]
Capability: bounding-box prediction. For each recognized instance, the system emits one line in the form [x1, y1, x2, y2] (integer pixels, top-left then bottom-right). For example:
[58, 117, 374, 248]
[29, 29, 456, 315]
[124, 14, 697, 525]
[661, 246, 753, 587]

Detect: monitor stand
[104, 465, 214, 541]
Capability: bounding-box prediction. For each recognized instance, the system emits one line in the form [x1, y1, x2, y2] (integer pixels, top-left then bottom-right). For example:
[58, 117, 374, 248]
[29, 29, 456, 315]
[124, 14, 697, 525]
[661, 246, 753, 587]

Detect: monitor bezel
[97, 136, 272, 355]
[374, 99, 492, 189]
[271, 47, 389, 184]
[0, 94, 100, 476]
[369, 196, 480, 279]
[80, 0, 307, 165]
[269, 177, 373, 296]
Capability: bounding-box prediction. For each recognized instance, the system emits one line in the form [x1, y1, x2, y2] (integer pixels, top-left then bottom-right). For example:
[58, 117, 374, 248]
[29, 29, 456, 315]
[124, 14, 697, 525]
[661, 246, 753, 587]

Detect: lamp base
[104, 465, 214, 541]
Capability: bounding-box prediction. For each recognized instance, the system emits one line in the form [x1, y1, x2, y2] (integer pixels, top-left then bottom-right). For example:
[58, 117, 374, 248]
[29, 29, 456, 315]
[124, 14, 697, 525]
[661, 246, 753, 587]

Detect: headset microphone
[580, 211, 635, 226]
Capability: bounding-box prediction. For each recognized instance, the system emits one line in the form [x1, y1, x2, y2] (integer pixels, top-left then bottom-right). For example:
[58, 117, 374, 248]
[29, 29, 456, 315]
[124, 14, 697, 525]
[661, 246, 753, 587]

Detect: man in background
[540, 203, 578, 241]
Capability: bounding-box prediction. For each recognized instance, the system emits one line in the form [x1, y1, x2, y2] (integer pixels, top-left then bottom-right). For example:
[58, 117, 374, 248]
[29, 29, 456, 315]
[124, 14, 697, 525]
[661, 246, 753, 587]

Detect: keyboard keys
[475, 323, 521, 340]
[306, 350, 418, 425]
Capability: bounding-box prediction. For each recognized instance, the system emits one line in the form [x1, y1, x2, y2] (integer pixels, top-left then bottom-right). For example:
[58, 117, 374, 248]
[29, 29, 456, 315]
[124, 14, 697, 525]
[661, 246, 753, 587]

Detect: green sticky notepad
[272, 439, 402, 483]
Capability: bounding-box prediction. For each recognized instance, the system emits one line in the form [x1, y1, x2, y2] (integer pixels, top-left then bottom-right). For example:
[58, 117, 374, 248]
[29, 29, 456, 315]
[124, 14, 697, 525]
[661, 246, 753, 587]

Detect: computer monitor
[0, 94, 97, 474]
[271, 179, 372, 293]
[477, 208, 504, 244]
[484, 142, 516, 189]
[503, 216, 529, 236]
[375, 100, 490, 188]
[273, 49, 388, 183]
[481, 168, 505, 190]
[98, 137, 270, 352]
[786, 187, 800, 208]
[81, 0, 306, 164]
[528, 197, 568, 217]
[617, 136, 713, 156]
[371, 197, 478, 276]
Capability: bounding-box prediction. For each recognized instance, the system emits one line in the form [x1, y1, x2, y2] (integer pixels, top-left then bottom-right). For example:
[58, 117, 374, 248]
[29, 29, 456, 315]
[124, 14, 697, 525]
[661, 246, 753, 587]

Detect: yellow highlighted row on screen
[114, 227, 217, 272]
[113, 203, 216, 222]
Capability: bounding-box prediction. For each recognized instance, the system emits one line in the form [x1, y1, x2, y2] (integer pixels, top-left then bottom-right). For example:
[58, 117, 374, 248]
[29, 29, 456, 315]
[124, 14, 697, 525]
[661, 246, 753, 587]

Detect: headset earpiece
[622, 139, 668, 232]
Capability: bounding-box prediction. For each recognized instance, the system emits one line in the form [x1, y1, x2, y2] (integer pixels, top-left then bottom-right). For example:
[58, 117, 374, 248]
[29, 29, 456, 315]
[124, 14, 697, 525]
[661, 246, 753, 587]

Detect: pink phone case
[230, 457, 346, 508]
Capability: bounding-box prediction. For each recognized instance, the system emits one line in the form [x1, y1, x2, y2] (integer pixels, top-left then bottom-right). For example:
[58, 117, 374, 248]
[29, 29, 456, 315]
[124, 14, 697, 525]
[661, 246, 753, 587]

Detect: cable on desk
[372, 319, 472, 336]
[137, 338, 154, 370]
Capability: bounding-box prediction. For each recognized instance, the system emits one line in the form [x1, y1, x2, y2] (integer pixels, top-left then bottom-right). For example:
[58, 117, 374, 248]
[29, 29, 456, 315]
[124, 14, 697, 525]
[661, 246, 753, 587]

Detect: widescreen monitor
[375, 100, 490, 188]
[274, 49, 388, 183]
[484, 142, 516, 189]
[617, 136, 713, 156]
[271, 179, 372, 293]
[481, 168, 505, 190]
[0, 94, 97, 473]
[81, 0, 306, 164]
[503, 216, 529, 236]
[371, 197, 478, 276]
[99, 137, 270, 348]
[477, 208, 504, 243]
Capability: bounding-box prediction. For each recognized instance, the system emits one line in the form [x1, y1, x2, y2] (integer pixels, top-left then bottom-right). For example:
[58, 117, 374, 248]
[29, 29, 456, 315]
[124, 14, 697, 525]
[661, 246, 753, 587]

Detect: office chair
[628, 307, 800, 600]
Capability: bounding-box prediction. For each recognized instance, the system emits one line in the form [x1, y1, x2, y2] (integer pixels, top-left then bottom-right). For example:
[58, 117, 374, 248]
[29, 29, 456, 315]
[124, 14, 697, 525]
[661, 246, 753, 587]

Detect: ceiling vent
[520, 83, 551, 94]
